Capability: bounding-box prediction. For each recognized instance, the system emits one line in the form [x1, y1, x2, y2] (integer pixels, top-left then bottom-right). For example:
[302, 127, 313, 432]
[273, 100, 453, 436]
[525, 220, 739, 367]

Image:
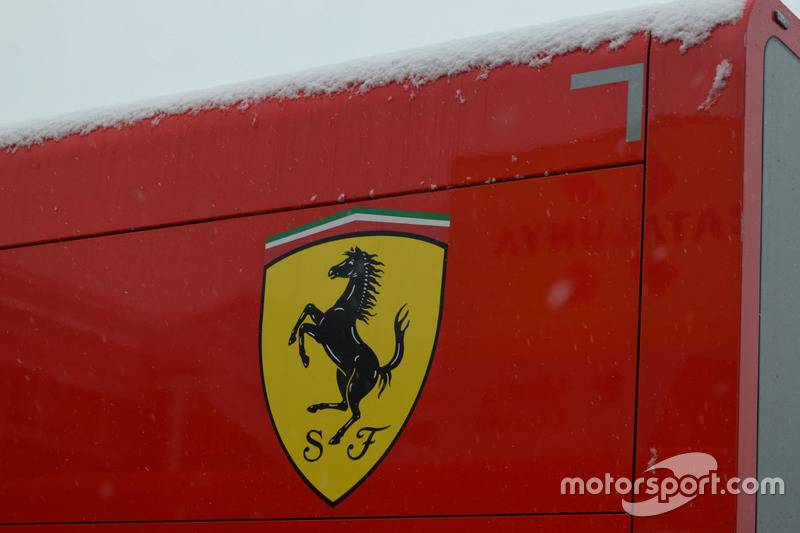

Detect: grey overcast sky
[2, 0, 799, 127]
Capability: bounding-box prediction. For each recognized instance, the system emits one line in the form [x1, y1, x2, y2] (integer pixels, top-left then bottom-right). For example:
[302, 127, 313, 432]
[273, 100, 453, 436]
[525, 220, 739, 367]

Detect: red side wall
[3, 1, 790, 529]
[0, 36, 647, 249]
[635, 15, 747, 531]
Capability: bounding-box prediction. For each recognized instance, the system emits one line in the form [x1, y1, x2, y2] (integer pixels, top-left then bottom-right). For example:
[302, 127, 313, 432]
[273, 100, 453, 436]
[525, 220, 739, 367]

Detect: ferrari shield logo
[260, 208, 448, 505]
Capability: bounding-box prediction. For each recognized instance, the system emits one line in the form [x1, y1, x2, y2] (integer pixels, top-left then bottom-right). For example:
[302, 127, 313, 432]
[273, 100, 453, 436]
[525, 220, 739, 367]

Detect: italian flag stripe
[265, 207, 450, 249]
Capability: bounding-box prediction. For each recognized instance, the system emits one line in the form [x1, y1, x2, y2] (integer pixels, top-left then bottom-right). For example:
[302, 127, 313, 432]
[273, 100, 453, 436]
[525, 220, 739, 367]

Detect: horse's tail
[377, 304, 409, 398]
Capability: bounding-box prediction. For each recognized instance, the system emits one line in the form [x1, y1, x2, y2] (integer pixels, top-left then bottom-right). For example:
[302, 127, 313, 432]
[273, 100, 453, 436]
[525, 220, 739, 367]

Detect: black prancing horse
[288, 247, 409, 445]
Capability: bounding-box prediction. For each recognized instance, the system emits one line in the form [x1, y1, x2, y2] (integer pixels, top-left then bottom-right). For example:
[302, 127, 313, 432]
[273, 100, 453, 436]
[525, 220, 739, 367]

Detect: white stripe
[265, 213, 450, 249]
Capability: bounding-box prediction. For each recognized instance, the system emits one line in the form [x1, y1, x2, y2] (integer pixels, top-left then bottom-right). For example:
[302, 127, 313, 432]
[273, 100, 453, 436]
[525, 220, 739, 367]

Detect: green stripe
[266, 207, 450, 246]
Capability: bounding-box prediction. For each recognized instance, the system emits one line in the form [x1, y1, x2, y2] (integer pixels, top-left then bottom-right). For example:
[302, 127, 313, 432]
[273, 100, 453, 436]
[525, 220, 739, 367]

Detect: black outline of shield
[259, 230, 447, 506]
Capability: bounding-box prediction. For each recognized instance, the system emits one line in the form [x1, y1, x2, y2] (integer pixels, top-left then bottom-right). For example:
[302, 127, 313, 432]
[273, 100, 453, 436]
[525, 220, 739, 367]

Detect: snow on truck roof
[0, 0, 746, 150]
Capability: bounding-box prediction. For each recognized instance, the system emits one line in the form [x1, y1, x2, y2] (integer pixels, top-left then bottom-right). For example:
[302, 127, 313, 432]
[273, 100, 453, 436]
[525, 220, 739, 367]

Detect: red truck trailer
[1, 0, 798, 530]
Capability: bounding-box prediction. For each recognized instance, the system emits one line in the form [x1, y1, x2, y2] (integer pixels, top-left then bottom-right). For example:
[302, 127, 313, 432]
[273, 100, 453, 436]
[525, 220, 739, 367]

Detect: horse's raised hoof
[301, 354, 309, 368]
[288, 333, 296, 345]
[307, 405, 318, 413]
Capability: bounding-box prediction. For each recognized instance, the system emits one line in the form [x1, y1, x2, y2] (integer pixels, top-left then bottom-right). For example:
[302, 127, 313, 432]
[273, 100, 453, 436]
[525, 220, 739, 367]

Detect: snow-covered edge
[0, 0, 746, 150]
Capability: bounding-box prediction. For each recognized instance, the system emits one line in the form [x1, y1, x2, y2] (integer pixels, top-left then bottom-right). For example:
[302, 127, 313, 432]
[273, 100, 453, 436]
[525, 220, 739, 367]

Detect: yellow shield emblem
[260, 209, 447, 505]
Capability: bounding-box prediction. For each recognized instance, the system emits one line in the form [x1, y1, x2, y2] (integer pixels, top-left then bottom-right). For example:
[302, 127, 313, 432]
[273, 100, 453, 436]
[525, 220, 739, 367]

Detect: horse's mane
[346, 247, 383, 323]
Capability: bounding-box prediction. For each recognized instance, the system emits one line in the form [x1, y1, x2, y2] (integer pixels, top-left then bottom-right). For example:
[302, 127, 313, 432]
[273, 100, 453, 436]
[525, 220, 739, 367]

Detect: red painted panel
[0, 514, 630, 532]
[634, 11, 748, 533]
[0, 35, 647, 248]
[1, 166, 641, 524]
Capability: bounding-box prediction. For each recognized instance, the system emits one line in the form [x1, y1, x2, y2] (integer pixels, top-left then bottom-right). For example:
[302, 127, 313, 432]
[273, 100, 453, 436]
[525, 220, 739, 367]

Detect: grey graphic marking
[571, 63, 645, 143]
